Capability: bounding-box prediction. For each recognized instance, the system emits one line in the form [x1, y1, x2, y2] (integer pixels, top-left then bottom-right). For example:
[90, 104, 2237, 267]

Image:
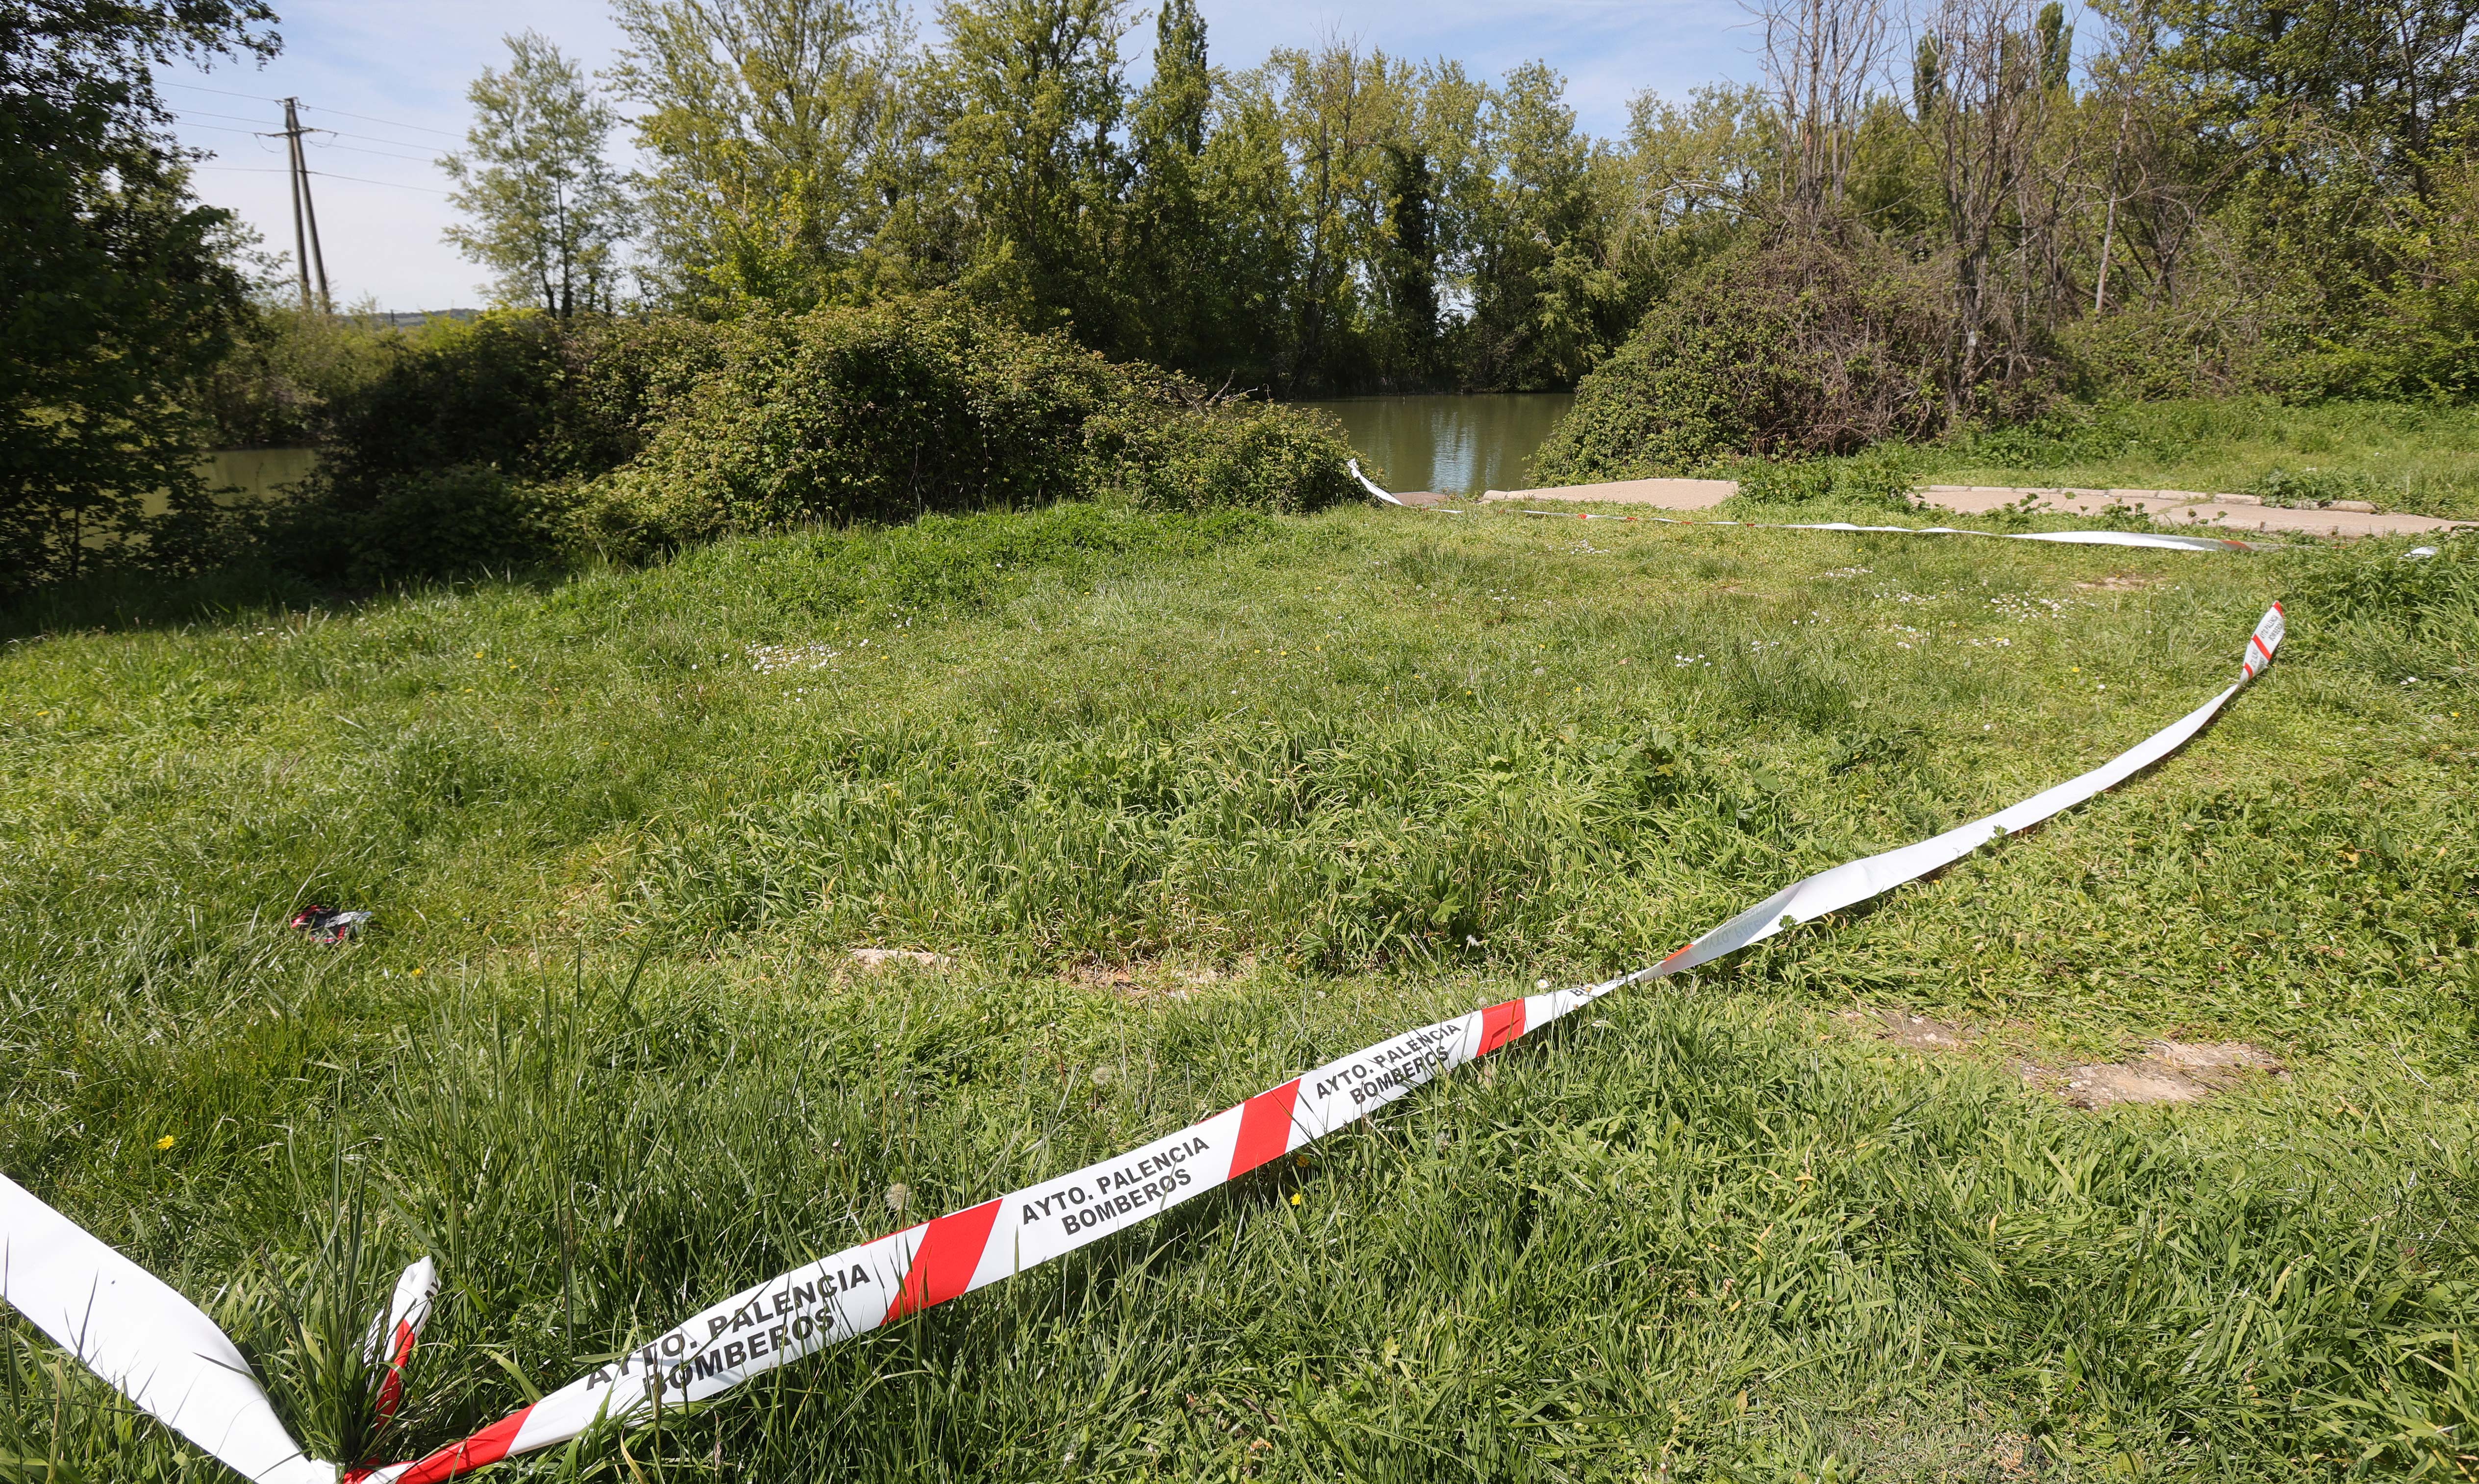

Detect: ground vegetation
[2, 505, 2473, 1479]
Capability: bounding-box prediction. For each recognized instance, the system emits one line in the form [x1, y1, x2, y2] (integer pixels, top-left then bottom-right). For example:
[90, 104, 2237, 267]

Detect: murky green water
[1298, 393, 1574, 497]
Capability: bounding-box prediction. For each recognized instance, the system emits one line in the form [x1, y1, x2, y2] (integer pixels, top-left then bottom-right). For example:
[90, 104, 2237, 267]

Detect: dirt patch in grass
[2056, 1040, 2284, 1107]
[850, 947, 955, 972]
[1069, 955, 1252, 999]
[1843, 1007, 1976, 1051]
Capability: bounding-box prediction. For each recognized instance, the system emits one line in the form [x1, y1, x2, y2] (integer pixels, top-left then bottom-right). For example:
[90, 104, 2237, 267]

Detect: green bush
[1728, 444, 1922, 510]
[1532, 238, 1950, 483]
[1947, 405, 2146, 470]
[260, 464, 578, 587]
[314, 312, 714, 496]
[228, 297, 1352, 588]
[1085, 391, 1358, 514]
[593, 296, 1357, 548]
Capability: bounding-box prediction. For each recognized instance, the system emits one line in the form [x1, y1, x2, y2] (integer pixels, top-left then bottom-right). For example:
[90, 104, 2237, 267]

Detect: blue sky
[163, 0, 1758, 311]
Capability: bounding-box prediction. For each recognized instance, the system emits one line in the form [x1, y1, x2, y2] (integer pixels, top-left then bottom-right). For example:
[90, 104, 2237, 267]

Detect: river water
[1298, 393, 1574, 498]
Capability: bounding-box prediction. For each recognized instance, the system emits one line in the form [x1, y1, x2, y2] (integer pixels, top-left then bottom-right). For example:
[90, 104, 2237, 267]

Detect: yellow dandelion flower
[155, 1135, 175, 1150]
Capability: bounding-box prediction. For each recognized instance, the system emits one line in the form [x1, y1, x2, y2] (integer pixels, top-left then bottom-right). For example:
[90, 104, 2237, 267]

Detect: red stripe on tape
[1229, 1079, 1302, 1179]
[358, 1404, 533, 1484]
[1477, 998, 1527, 1056]
[373, 1319, 415, 1425]
[882, 1199, 1004, 1325]
[2252, 634, 2273, 659]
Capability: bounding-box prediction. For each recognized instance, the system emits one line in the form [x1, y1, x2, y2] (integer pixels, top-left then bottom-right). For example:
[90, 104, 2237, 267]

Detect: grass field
[1911, 399, 2479, 520]
[3, 501, 2476, 1482]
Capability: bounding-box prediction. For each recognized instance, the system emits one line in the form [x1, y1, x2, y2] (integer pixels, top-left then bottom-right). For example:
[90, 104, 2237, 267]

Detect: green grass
[3, 503, 2477, 1482]
[1912, 397, 2479, 520]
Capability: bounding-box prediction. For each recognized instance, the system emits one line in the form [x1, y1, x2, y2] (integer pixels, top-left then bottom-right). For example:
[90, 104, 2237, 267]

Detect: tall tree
[1468, 62, 1620, 388]
[443, 31, 633, 317]
[608, 0, 921, 308]
[937, 0, 1134, 338]
[0, 0, 272, 594]
[1268, 42, 1407, 389]
[1125, 0, 1213, 366]
[1915, 0, 2062, 405]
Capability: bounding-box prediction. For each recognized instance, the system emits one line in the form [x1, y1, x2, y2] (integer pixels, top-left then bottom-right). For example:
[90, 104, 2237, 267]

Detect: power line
[298, 103, 463, 140]
[162, 78, 467, 142]
[181, 124, 439, 164]
[313, 125, 456, 152]
[161, 79, 279, 103]
[173, 104, 453, 154]
[195, 165, 452, 196]
[172, 120, 284, 141]
[170, 105, 281, 127]
[307, 139, 441, 165]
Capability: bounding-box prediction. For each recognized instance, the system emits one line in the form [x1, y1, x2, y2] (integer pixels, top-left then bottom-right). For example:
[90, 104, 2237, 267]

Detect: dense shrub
[1085, 388, 1359, 514]
[591, 296, 1356, 548]
[235, 297, 1354, 586]
[1728, 444, 1922, 509]
[313, 312, 716, 495]
[260, 465, 581, 586]
[200, 305, 403, 450]
[1532, 238, 1951, 482]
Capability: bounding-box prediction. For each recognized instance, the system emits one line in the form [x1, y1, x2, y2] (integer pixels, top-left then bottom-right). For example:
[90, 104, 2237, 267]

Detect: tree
[937, 0, 1135, 339]
[607, 0, 922, 308]
[0, 0, 272, 594]
[1914, 0, 2063, 407]
[1125, 0, 1213, 367]
[1467, 62, 1621, 389]
[442, 31, 632, 317]
[1268, 41, 1407, 389]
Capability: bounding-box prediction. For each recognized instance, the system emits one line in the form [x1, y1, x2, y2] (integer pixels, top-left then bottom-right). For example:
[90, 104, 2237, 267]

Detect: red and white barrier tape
[0, 1175, 434, 1484]
[1347, 459, 1406, 507]
[3, 608, 2286, 1483]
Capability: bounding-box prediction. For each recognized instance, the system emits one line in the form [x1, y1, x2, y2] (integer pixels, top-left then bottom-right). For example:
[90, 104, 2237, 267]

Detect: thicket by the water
[226, 298, 1356, 587]
[16, 0, 2479, 597]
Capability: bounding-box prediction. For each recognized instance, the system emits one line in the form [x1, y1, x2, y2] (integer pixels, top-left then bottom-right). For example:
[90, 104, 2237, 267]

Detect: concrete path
[1466, 477, 2472, 539]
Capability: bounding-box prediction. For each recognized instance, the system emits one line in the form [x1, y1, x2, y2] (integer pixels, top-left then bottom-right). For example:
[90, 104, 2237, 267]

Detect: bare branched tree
[1751, 0, 1889, 230]
[1911, 0, 2057, 406]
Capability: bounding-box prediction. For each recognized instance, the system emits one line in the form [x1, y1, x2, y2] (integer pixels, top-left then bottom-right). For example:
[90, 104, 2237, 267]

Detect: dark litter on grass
[288, 904, 372, 943]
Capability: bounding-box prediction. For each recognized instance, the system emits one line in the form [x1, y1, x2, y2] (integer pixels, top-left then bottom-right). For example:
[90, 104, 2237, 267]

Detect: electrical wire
[306, 139, 441, 165]
[192, 165, 451, 195]
[298, 103, 463, 140]
[160, 79, 279, 103]
[162, 80, 465, 143]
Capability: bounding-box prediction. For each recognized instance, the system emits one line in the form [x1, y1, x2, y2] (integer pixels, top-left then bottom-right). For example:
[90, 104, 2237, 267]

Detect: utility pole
[275, 98, 332, 313]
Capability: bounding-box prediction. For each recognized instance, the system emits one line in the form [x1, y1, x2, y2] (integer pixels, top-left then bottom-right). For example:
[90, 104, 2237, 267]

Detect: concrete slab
[1478, 478, 1738, 509]
[1916, 485, 2218, 517]
[2155, 503, 2473, 538]
[1439, 474, 2471, 538]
